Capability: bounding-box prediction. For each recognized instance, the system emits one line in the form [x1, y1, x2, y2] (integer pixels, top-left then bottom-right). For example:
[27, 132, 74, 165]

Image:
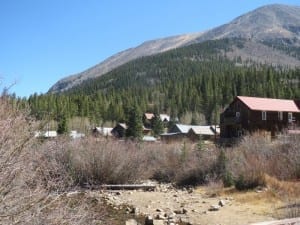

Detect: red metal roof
[237, 96, 300, 112]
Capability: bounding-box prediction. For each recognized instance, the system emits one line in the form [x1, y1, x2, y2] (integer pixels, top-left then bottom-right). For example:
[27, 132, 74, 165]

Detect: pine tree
[57, 113, 68, 135]
[152, 114, 164, 137]
[126, 105, 143, 139]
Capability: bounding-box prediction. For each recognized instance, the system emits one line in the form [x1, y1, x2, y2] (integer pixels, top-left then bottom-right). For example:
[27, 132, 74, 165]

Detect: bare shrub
[148, 142, 219, 186]
[0, 97, 107, 225]
[0, 96, 45, 224]
[226, 133, 300, 190]
[52, 138, 150, 185]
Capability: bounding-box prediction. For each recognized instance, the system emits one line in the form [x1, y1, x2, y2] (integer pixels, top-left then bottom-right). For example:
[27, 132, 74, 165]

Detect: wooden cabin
[220, 96, 300, 138]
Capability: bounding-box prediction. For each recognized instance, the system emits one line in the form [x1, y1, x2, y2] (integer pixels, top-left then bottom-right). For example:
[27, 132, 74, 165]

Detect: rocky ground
[98, 181, 285, 225]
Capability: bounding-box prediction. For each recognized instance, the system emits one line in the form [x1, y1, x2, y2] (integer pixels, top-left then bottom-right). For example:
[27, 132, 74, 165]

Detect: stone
[125, 219, 138, 225]
[153, 220, 165, 225]
[132, 207, 140, 215]
[166, 212, 176, 219]
[182, 208, 188, 214]
[155, 214, 166, 220]
[209, 205, 220, 211]
[187, 188, 194, 194]
[219, 200, 226, 207]
[174, 209, 183, 214]
[145, 215, 154, 225]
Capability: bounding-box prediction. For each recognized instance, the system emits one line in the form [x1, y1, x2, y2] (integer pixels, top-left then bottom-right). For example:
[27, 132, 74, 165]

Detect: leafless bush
[0, 97, 107, 225]
[148, 142, 219, 186]
[226, 133, 300, 190]
[0, 96, 44, 224]
[51, 138, 150, 185]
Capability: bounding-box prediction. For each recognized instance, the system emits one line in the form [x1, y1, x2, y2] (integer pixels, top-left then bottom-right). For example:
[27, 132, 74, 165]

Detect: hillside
[49, 4, 300, 93]
[29, 38, 300, 125]
[49, 32, 203, 93]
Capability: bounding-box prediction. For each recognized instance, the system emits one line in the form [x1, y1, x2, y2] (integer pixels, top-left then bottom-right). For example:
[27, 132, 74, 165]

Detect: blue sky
[1, 0, 299, 97]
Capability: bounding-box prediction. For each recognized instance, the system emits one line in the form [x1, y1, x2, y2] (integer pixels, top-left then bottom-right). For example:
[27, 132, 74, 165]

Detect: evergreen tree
[152, 114, 164, 137]
[126, 105, 143, 139]
[57, 114, 68, 135]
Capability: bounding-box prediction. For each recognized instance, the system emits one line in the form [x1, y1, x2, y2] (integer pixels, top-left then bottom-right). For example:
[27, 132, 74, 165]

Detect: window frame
[288, 112, 293, 122]
[262, 111, 267, 121]
[278, 111, 283, 121]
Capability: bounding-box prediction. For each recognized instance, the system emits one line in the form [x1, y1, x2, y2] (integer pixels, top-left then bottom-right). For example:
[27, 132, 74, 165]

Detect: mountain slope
[49, 32, 203, 92]
[194, 4, 300, 42]
[49, 4, 300, 93]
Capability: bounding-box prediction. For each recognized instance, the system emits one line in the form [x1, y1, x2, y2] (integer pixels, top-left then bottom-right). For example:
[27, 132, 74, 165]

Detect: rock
[125, 219, 138, 225]
[174, 209, 183, 214]
[132, 207, 140, 215]
[174, 208, 187, 214]
[153, 220, 165, 225]
[145, 215, 154, 225]
[219, 200, 226, 207]
[166, 212, 176, 219]
[156, 208, 163, 212]
[182, 208, 188, 214]
[155, 214, 166, 220]
[209, 205, 220, 211]
[187, 188, 194, 194]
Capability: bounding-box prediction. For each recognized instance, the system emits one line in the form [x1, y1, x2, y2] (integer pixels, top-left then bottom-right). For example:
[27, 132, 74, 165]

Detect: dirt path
[101, 183, 282, 225]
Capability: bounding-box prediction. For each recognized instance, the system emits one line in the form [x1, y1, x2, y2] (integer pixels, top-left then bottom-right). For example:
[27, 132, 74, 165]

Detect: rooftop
[237, 96, 300, 112]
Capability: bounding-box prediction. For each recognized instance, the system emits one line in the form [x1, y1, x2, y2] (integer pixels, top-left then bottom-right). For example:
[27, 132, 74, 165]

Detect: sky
[1, 0, 299, 98]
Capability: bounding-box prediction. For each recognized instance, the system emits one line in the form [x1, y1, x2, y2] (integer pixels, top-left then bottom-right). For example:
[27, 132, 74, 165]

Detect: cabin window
[262, 111, 267, 120]
[278, 111, 283, 121]
[288, 112, 293, 122]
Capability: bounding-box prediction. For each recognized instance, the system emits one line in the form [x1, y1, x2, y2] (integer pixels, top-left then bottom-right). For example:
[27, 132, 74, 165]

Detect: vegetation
[27, 38, 300, 129]
[2, 38, 300, 223]
[0, 94, 299, 224]
[125, 104, 143, 139]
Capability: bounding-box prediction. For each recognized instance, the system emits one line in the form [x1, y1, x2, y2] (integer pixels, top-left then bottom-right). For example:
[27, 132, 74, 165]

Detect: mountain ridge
[49, 4, 300, 93]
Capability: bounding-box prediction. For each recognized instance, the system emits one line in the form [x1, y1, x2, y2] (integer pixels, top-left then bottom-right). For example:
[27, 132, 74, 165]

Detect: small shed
[187, 125, 219, 141]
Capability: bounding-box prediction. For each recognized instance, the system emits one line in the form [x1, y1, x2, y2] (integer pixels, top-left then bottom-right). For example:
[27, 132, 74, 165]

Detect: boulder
[153, 220, 165, 225]
[125, 219, 138, 225]
[145, 215, 154, 225]
[208, 205, 220, 211]
[219, 200, 226, 207]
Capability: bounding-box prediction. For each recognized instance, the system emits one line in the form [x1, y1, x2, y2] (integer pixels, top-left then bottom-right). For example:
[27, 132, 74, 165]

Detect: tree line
[26, 38, 300, 127]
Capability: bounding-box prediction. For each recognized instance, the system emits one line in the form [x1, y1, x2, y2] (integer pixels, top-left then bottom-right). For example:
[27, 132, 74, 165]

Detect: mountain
[194, 4, 300, 42]
[49, 32, 203, 92]
[49, 4, 300, 93]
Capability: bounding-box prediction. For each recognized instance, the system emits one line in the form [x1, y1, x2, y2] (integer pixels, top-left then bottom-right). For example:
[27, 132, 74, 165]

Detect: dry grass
[0, 97, 138, 225]
[264, 175, 300, 219]
[1, 95, 299, 224]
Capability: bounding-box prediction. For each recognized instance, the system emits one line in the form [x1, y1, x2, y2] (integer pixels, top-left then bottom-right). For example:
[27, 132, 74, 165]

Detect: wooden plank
[100, 184, 156, 191]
